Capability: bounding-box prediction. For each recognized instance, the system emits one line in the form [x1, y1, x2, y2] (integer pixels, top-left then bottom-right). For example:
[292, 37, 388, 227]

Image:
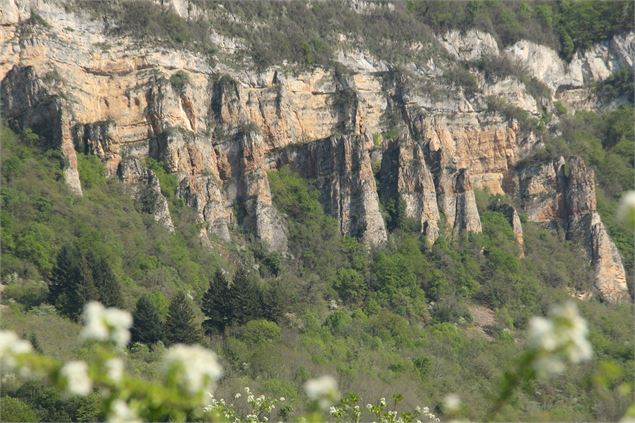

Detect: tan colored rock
[491, 202, 525, 257]
[379, 135, 440, 245]
[117, 157, 174, 231]
[513, 157, 629, 303]
[278, 134, 387, 247]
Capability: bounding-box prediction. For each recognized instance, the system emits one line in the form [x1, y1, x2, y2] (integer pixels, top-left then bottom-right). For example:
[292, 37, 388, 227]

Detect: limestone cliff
[0, 1, 631, 300]
[117, 157, 175, 232]
[511, 157, 629, 302]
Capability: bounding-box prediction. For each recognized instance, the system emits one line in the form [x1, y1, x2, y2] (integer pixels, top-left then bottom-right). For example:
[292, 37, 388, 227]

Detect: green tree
[201, 270, 232, 335]
[48, 245, 98, 319]
[0, 396, 39, 422]
[89, 252, 122, 308]
[131, 296, 164, 345]
[227, 267, 263, 325]
[164, 292, 201, 345]
[48, 245, 122, 318]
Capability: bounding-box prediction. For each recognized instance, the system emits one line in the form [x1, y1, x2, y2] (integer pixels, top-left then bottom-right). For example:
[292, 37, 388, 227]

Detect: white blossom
[108, 399, 141, 423]
[304, 375, 339, 410]
[61, 360, 92, 396]
[163, 344, 223, 396]
[443, 393, 461, 412]
[80, 302, 132, 348]
[527, 301, 592, 377]
[617, 191, 635, 224]
[0, 330, 32, 372]
[105, 358, 124, 383]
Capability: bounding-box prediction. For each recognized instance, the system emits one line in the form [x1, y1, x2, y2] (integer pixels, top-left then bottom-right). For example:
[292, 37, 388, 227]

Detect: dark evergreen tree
[164, 292, 201, 345]
[201, 270, 232, 335]
[48, 245, 78, 314]
[90, 252, 123, 308]
[48, 245, 122, 319]
[131, 296, 164, 345]
[48, 245, 97, 319]
[227, 267, 263, 325]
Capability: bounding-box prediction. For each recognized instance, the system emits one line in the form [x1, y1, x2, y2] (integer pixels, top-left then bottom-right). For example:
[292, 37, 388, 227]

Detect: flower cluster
[80, 301, 132, 348]
[415, 405, 441, 422]
[60, 360, 92, 396]
[527, 301, 592, 377]
[617, 190, 635, 227]
[108, 399, 141, 423]
[0, 330, 32, 376]
[304, 375, 339, 410]
[163, 344, 223, 396]
[203, 387, 286, 423]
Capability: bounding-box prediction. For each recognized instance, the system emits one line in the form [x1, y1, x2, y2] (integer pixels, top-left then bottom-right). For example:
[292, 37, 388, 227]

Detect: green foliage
[164, 292, 202, 345]
[596, 68, 635, 104]
[409, 0, 634, 60]
[475, 55, 550, 100]
[169, 71, 190, 93]
[234, 320, 281, 345]
[486, 96, 541, 132]
[201, 270, 232, 335]
[48, 244, 122, 319]
[444, 64, 478, 95]
[146, 158, 178, 203]
[77, 154, 106, 190]
[0, 396, 39, 422]
[131, 295, 165, 345]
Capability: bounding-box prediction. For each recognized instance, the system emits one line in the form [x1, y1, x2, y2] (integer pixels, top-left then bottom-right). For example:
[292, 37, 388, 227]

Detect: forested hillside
[0, 0, 634, 421]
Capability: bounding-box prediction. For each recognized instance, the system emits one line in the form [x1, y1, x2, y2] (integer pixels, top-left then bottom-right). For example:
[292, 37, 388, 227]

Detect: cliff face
[1, 1, 632, 301]
[511, 157, 629, 302]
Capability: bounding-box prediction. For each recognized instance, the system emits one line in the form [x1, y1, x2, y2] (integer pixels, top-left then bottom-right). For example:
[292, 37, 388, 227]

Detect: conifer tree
[48, 245, 122, 319]
[201, 270, 232, 335]
[164, 292, 201, 345]
[90, 252, 123, 308]
[227, 267, 263, 325]
[131, 296, 164, 345]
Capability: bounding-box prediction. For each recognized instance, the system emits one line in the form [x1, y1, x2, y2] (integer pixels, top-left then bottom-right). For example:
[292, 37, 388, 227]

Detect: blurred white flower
[105, 358, 124, 383]
[617, 191, 635, 226]
[108, 399, 140, 423]
[0, 330, 32, 371]
[443, 393, 461, 412]
[163, 344, 223, 396]
[304, 375, 339, 409]
[527, 301, 592, 377]
[235, 392, 241, 399]
[80, 302, 132, 348]
[61, 360, 92, 396]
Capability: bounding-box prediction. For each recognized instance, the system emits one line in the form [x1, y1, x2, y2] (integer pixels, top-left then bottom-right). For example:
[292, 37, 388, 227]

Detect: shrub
[235, 319, 281, 344]
[169, 71, 190, 93]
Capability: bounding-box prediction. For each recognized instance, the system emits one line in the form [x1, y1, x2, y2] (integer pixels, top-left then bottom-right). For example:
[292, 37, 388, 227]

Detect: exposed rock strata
[512, 157, 629, 302]
[117, 157, 175, 232]
[0, 1, 631, 299]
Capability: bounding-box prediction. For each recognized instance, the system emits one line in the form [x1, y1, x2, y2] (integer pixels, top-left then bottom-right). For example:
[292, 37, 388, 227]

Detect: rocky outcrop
[1, 66, 82, 195]
[277, 134, 387, 247]
[512, 157, 629, 302]
[504, 33, 635, 93]
[0, 0, 631, 285]
[117, 157, 175, 232]
[491, 201, 525, 257]
[238, 131, 288, 252]
[379, 135, 440, 245]
[439, 30, 500, 62]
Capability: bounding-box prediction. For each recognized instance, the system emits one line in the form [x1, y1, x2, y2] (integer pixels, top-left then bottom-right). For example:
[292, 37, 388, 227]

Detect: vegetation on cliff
[1, 112, 633, 420]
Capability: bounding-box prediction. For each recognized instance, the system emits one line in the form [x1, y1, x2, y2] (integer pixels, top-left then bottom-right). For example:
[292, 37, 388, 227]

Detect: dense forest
[1, 0, 634, 421]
